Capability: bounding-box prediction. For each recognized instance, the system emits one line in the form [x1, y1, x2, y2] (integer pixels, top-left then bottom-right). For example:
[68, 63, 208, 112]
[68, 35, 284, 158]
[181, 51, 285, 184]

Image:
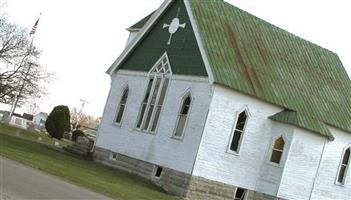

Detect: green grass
[0, 122, 72, 147]
[0, 129, 179, 200]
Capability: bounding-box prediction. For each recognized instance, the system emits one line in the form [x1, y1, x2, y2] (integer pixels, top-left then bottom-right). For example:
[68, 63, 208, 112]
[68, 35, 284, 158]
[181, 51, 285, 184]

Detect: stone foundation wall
[247, 191, 280, 200]
[186, 176, 236, 200]
[93, 147, 280, 200]
[186, 177, 280, 200]
[93, 147, 192, 197]
[93, 147, 155, 180]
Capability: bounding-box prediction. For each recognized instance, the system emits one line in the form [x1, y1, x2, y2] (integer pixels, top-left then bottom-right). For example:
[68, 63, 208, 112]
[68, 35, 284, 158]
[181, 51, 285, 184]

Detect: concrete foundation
[93, 147, 279, 200]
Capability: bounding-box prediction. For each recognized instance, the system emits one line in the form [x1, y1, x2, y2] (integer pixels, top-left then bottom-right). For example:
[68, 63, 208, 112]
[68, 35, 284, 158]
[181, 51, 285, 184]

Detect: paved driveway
[0, 157, 113, 200]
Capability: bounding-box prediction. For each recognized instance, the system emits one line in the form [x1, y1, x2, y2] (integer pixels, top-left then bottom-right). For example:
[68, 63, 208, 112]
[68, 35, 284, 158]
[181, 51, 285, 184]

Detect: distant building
[22, 113, 34, 121]
[9, 113, 29, 129]
[94, 1, 351, 200]
[32, 112, 48, 129]
[0, 110, 9, 122]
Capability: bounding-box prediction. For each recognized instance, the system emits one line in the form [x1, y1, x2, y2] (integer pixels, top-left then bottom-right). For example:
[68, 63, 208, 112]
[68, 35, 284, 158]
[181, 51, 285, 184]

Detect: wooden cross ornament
[163, 8, 186, 45]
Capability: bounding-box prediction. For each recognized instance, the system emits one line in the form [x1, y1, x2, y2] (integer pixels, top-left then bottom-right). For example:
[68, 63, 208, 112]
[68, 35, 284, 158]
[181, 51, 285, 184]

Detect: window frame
[153, 165, 163, 179]
[233, 187, 248, 200]
[227, 106, 251, 155]
[113, 86, 129, 126]
[269, 136, 286, 166]
[109, 152, 118, 161]
[172, 91, 193, 140]
[135, 52, 172, 134]
[335, 145, 350, 185]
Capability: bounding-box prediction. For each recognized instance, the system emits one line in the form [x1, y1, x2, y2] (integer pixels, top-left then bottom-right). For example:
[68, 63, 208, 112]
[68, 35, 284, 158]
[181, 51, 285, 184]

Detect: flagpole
[7, 15, 40, 123]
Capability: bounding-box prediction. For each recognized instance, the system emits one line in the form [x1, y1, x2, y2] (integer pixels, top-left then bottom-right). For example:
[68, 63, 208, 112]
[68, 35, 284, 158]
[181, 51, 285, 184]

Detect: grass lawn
[0, 122, 72, 147]
[0, 127, 179, 200]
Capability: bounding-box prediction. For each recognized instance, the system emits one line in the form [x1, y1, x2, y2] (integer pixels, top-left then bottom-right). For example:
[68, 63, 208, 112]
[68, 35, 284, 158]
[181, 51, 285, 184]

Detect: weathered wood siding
[193, 84, 350, 199]
[192, 85, 291, 196]
[96, 70, 211, 173]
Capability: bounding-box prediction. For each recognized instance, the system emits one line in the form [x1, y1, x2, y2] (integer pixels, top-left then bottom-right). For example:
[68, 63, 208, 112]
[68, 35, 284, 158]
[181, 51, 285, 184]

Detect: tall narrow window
[337, 147, 350, 184]
[229, 110, 248, 153]
[173, 95, 191, 139]
[115, 87, 129, 124]
[270, 137, 285, 164]
[153, 166, 163, 178]
[136, 52, 172, 133]
[137, 79, 153, 128]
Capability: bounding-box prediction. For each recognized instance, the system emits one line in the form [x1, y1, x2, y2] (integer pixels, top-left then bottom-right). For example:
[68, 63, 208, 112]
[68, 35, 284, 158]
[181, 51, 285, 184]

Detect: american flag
[29, 18, 40, 35]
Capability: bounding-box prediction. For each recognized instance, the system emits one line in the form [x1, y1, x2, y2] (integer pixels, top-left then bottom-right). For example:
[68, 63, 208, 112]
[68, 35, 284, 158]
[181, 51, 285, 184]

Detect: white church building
[94, 0, 351, 199]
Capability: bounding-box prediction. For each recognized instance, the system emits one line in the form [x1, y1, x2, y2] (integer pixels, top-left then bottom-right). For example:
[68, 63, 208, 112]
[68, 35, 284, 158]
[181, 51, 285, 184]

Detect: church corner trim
[183, 0, 214, 84]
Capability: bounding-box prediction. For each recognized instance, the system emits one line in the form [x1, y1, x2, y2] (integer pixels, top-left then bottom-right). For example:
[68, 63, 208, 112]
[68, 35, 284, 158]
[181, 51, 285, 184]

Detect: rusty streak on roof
[188, 0, 351, 136]
[126, 0, 351, 137]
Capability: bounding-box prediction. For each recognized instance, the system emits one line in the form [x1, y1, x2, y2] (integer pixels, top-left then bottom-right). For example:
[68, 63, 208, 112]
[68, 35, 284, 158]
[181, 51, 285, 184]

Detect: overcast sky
[2, 0, 351, 117]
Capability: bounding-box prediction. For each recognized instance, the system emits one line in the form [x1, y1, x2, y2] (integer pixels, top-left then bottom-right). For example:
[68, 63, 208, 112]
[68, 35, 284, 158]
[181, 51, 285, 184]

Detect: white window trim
[150, 78, 171, 134]
[335, 145, 351, 186]
[135, 52, 172, 134]
[109, 152, 118, 161]
[233, 187, 248, 200]
[138, 77, 160, 132]
[113, 85, 129, 126]
[227, 106, 251, 155]
[268, 135, 287, 167]
[135, 78, 154, 131]
[149, 52, 173, 76]
[172, 90, 193, 141]
[152, 165, 163, 179]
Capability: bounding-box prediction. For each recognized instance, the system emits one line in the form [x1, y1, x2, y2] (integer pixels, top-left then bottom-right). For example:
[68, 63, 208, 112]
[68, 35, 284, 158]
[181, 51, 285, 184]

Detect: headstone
[37, 137, 42, 141]
[54, 141, 60, 146]
[15, 129, 21, 137]
[77, 136, 88, 144]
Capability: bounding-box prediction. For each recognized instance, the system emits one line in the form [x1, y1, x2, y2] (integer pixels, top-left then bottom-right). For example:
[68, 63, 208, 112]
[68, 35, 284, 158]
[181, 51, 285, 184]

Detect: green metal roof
[269, 110, 334, 140]
[187, 0, 351, 136]
[118, 0, 351, 137]
[127, 12, 154, 31]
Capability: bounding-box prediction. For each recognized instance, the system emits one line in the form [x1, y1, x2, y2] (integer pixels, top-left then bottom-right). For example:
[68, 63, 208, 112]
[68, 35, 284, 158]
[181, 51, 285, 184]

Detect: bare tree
[70, 107, 100, 130]
[0, 16, 51, 106]
[26, 97, 40, 115]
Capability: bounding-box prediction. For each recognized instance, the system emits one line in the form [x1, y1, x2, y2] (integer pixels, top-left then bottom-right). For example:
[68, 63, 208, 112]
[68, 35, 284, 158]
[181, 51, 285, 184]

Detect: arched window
[136, 52, 171, 133]
[115, 87, 129, 124]
[337, 146, 350, 184]
[270, 137, 285, 164]
[173, 94, 191, 139]
[229, 109, 249, 153]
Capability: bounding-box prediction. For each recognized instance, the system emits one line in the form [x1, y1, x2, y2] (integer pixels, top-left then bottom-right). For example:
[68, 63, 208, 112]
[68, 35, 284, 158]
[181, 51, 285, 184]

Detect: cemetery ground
[0, 123, 178, 200]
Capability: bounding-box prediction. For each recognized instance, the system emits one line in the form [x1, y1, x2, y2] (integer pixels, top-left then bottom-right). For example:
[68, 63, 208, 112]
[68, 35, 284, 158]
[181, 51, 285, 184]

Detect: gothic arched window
[115, 87, 129, 124]
[136, 52, 171, 133]
[270, 136, 285, 164]
[229, 109, 249, 153]
[173, 94, 191, 139]
[337, 146, 350, 184]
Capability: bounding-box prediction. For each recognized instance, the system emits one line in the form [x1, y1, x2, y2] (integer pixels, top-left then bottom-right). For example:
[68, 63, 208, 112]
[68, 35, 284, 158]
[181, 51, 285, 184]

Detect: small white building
[32, 112, 48, 128]
[94, 1, 351, 199]
[9, 115, 28, 129]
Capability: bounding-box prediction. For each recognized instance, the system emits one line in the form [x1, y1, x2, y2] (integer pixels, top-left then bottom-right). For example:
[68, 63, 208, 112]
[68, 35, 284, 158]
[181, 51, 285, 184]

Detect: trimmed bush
[45, 105, 71, 140]
[72, 129, 85, 142]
